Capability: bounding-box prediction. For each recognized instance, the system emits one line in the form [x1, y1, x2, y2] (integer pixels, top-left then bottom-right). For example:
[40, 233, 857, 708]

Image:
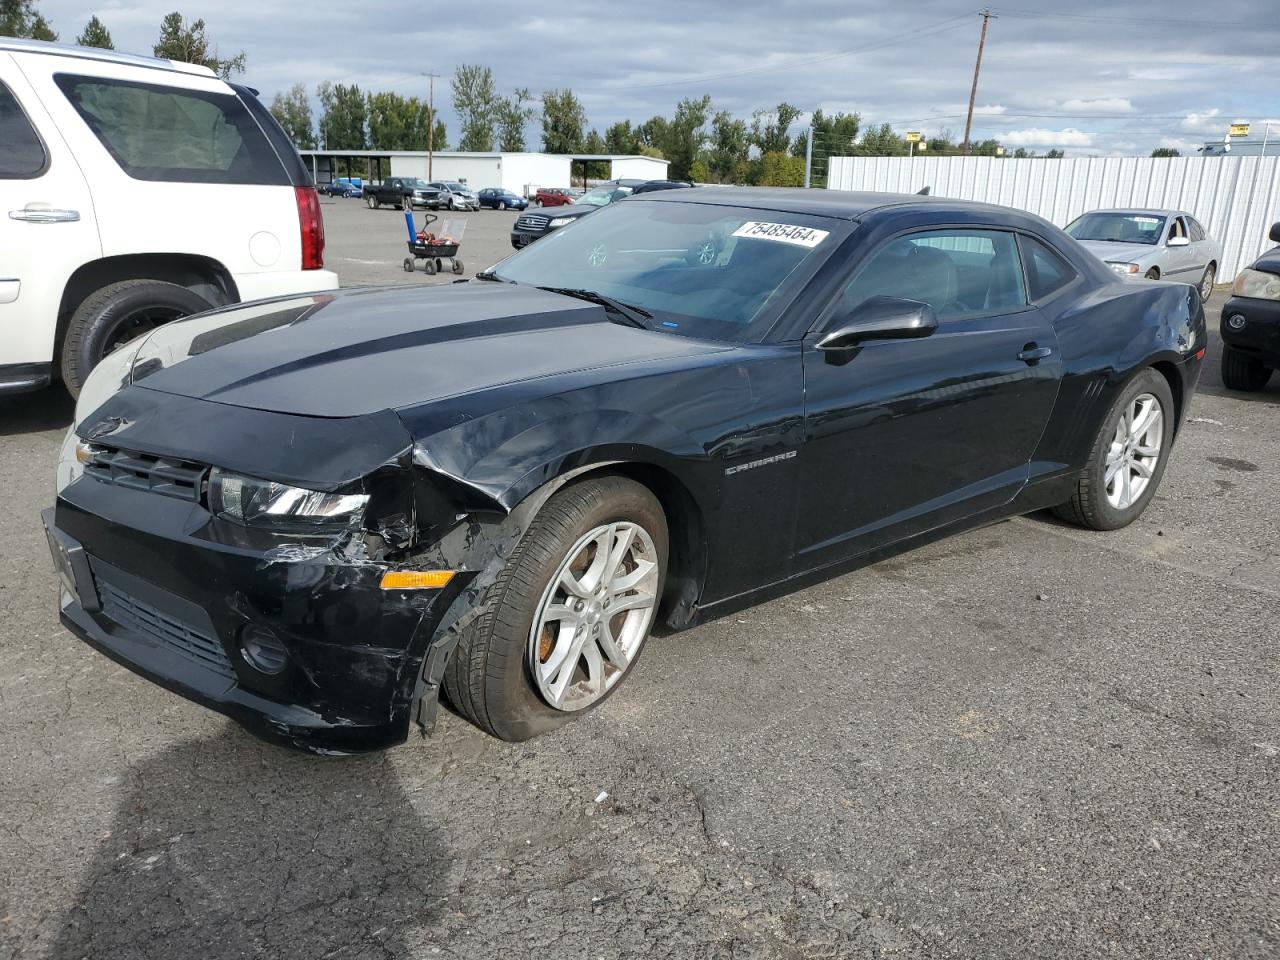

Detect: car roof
[1082, 208, 1187, 218]
[0, 37, 217, 78]
[635, 186, 1051, 225]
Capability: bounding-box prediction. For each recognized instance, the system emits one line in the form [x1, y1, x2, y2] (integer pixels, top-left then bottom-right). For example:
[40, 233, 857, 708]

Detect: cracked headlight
[209, 468, 369, 529]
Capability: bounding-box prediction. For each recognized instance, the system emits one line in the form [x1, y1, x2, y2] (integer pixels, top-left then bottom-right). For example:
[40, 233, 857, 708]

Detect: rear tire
[1222, 346, 1272, 391]
[1198, 263, 1216, 303]
[367, 195, 378, 209]
[60, 279, 212, 398]
[443, 476, 668, 741]
[1052, 368, 1174, 531]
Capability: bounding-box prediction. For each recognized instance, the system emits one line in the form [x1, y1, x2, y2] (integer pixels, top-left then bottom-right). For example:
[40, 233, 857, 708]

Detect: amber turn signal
[379, 570, 455, 590]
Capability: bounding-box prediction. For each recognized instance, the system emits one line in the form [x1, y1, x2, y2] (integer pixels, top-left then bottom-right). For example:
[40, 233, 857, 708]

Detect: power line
[621, 12, 979, 89]
[993, 7, 1280, 30]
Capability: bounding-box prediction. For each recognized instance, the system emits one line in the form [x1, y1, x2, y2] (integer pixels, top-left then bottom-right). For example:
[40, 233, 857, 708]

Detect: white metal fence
[826, 155, 1280, 279]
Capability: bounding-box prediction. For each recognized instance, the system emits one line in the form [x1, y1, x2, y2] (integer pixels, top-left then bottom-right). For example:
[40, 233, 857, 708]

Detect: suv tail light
[295, 186, 324, 270]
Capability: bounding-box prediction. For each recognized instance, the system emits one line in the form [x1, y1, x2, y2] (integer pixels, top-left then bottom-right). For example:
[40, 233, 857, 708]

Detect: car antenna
[917, 186, 931, 195]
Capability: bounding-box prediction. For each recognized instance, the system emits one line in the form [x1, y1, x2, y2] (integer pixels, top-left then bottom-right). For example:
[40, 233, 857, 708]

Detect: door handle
[1019, 344, 1053, 364]
[9, 205, 80, 223]
[0, 279, 19, 305]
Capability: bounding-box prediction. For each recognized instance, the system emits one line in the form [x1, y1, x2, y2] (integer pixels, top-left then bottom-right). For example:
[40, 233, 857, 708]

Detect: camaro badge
[725, 450, 797, 476]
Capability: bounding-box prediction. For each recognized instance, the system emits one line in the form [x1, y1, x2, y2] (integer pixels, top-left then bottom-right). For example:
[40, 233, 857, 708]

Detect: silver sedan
[1064, 208, 1221, 302]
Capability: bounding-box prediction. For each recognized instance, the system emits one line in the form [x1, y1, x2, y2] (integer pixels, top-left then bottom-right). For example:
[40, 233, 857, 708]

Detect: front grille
[84, 444, 206, 502]
[516, 214, 548, 232]
[99, 580, 236, 680]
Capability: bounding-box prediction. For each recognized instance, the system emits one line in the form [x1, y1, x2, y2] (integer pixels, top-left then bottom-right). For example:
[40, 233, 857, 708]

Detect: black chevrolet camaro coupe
[44, 189, 1206, 754]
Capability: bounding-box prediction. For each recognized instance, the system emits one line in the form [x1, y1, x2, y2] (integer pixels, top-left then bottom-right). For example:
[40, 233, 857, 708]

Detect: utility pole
[422, 72, 440, 179]
[962, 9, 994, 156]
[804, 124, 813, 188]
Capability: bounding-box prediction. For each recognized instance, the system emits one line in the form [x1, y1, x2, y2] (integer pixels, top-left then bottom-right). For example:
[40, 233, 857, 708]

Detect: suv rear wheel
[366, 195, 378, 209]
[60, 279, 212, 397]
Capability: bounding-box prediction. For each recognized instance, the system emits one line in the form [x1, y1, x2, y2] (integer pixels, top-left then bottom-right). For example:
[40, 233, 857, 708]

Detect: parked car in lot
[534, 187, 575, 206]
[1220, 221, 1280, 391]
[365, 177, 437, 209]
[477, 187, 527, 210]
[1064, 208, 1220, 302]
[427, 181, 479, 212]
[324, 177, 363, 198]
[511, 178, 693, 248]
[45, 188, 1204, 753]
[0, 39, 336, 397]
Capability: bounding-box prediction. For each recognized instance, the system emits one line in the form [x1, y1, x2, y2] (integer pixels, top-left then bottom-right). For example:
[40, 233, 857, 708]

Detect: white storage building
[301, 150, 670, 197]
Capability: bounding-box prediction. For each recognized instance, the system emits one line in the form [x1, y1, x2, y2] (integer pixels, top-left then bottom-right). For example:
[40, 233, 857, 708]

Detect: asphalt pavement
[0, 205, 1277, 960]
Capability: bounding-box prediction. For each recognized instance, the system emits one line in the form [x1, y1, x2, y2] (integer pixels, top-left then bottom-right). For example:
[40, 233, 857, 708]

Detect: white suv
[0, 39, 338, 397]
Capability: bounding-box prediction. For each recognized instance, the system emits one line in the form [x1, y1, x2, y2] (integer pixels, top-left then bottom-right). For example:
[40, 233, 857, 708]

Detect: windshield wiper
[536, 286, 652, 328]
[474, 269, 511, 282]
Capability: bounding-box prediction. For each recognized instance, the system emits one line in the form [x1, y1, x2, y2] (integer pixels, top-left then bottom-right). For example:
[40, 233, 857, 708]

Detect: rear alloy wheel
[443, 476, 667, 741]
[1053, 368, 1173, 530]
[367, 195, 378, 209]
[1222, 346, 1272, 392]
[1198, 263, 1216, 303]
[60, 279, 211, 398]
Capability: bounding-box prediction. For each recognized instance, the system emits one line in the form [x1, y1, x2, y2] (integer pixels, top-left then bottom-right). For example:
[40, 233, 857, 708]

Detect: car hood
[1251, 246, 1280, 274]
[127, 284, 729, 418]
[1075, 239, 1159, 264]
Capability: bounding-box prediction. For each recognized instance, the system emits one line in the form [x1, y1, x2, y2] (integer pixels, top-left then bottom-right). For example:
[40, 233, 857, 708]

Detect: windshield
[494, 199, 839, 342]
[577, 184, 633, 207]
[403, 178, 429, 188]
[444, 182, 466, 191]
[1066, 212, 1166, 245]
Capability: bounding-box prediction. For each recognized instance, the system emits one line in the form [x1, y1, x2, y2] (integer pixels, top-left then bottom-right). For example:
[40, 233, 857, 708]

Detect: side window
[54, 74, 287, 185]
[1020, 235, 1077, 301]
[1188, 218, 1206, 242]
[0, 80, 46, 178]
[1170, 217, 1187, 240]
[838, 228, 1026, 320]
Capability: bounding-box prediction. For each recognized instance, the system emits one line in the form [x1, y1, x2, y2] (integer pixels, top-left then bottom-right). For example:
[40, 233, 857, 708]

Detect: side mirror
[817, 296, 939, 351]
[1269, 222, 1280, 244]
[1167, 235, 1190, 247]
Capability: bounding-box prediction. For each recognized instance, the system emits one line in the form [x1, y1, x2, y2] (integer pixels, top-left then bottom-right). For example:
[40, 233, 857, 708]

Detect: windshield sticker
[1133, 217, 1160, 225]
[732, 221, 830, 248]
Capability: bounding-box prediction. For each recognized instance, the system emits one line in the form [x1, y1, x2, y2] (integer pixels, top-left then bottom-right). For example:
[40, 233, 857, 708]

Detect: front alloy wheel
[529, 522, 660, 711]
[443, 475, 668, 741]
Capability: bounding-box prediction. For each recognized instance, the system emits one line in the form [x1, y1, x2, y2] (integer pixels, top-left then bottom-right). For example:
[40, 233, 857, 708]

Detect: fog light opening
[240, 623, 288, 674]
[1227, 314, 1247, 330]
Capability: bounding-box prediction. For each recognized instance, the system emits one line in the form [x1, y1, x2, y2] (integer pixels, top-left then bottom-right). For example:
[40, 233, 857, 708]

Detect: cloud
[1002, 128, 1095, 147]
[1180, 110, 1227, 133]
[1060, 98, 1136, 114]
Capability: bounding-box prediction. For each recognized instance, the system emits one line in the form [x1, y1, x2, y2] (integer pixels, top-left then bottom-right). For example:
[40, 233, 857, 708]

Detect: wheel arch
[1148, 359, 1185, 432]
[55, 253, 240, 360]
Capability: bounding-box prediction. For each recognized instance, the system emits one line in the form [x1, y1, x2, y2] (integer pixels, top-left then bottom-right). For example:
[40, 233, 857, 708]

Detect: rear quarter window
[54, 74, 288, 185]
[0, 81, 46, 178]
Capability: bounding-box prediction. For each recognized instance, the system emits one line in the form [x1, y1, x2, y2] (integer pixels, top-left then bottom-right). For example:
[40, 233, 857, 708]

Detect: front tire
[1222, 346, 1272, 391]
[367, 195, 378, 209]
[1052, 368, 1174, 531]
[1145, 267, 1160, 280]
[443, 476, 668, 741]
[498, 200, 507, 210]
[60, 279, 212, 397]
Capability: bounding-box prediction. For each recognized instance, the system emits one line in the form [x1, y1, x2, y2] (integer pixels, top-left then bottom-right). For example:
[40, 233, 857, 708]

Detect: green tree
[2, 0, 57, 39]
[859, 123, 906, 157]
[604, 120, 640, 154]
[793, 109, 860, 185]
[706, 110, 748, 183]
[1045, 148, 1065, 159]
[1012, 147, 1034, 159]
[452, 64, 497, 152]
[270, 83, 315, 149]
[495, 87, 535, 151]
[76, 14, 112, 48]
[1151, 147, 1180, 158]
[663, 95, 712, 181]
[637, 115, 670, 154]
[540, 88, 587, 153]
[971, 138, 1004, 157]
[750, 102, 801, 156]
[759, 151, 805, 187]
[316, 81, 367, 150]
[153, 13, 244, 78]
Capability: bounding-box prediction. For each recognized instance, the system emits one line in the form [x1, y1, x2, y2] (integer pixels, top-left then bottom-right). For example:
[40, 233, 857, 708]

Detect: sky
[34, 0, 1280, 157]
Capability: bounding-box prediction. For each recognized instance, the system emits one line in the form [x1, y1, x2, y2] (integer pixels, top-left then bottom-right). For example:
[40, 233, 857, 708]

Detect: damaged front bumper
[46, 476, 469, 754]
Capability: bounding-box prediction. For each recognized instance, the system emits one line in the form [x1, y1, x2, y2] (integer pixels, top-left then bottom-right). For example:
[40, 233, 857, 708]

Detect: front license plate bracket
[41, 508, 100, 612]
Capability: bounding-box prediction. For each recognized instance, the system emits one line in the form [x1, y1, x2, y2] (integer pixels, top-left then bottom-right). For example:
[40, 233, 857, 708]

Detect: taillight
[295, 185, 324, 270]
